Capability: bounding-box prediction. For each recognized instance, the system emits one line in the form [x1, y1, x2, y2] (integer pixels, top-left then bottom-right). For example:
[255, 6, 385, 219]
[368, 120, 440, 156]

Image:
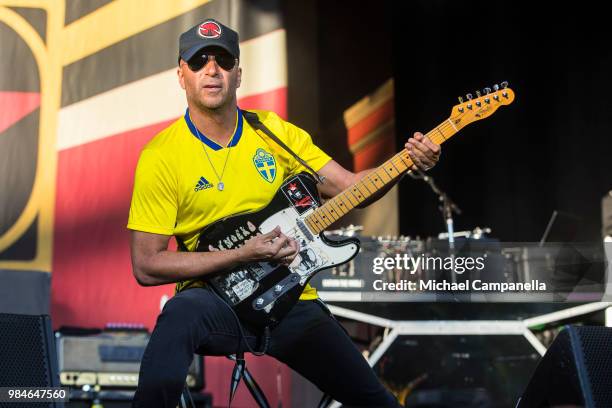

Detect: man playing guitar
[128, 18, 440, 408]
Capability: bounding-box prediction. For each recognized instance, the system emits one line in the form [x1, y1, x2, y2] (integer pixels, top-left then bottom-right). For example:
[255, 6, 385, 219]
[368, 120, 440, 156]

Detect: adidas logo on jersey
[194, 176, 213, 192]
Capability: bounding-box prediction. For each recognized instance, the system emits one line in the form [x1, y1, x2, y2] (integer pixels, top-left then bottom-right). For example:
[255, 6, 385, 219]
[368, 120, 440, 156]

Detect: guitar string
[262, 121, 458, 243]
[310, 112, 466, 230]
[262, 101, 496, 241]
[276, 112, 467, 239]
[320, 92, 509, 222]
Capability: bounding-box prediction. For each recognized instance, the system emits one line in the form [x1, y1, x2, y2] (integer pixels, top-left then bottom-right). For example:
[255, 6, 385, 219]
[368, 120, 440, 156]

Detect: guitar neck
[304, 118, 459, 234]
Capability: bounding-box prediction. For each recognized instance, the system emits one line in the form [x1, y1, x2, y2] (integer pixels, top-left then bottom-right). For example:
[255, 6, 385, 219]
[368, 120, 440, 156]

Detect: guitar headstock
[449, 82, 515, 130]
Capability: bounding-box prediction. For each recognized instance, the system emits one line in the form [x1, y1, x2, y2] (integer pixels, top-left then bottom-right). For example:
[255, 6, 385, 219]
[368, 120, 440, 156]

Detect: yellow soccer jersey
[127, 108, 331, 299]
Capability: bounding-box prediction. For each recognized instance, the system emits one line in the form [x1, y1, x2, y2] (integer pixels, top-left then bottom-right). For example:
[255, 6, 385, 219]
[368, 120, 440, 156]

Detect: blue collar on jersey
[184, 108, 244, 151]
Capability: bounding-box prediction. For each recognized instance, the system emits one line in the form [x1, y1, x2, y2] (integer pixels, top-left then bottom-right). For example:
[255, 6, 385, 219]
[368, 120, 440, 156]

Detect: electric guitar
[196, 84, 515, 328]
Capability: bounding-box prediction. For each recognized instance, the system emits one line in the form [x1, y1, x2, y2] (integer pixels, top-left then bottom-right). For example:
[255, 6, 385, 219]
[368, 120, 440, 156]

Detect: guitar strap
[242, 110, 326, 184]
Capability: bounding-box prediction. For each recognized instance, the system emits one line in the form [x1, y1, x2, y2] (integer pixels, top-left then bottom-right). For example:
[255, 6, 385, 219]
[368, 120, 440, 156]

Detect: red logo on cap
[198, 21, 222, 39]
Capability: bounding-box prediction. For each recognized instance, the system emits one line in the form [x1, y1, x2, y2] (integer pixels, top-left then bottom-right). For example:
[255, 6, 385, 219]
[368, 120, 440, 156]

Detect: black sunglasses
[187, 51, 237, 72]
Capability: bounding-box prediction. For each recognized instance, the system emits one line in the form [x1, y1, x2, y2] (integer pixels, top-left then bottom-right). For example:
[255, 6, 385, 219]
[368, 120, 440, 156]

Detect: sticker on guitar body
[291, 238, 328, 276]
[281, 179, 317, 215]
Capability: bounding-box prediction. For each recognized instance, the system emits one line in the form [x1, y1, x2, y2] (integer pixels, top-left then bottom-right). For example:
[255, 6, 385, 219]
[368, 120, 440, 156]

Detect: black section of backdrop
[392, 0, 612, 242]
[8, 7, 47, 44]
[287, 0, 612, 242]
[64, 0, 114, 25]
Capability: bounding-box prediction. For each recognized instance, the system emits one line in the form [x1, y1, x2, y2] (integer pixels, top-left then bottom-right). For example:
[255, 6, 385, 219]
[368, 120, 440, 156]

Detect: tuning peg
[483, 87, 492, 95]
[493, 84, 500, 91]
[458, 96, 464, 103]
[466, 93, 473, 100]
[501, 81, 509, 89]
[476, 90, 481, 97]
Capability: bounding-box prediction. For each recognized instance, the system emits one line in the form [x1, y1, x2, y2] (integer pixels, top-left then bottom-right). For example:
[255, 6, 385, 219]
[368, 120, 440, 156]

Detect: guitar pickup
[296, 219, 314, 241]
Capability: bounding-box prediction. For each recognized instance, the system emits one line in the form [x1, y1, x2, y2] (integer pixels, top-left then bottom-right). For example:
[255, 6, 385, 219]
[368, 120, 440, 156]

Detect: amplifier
[56, 330, 204, 389]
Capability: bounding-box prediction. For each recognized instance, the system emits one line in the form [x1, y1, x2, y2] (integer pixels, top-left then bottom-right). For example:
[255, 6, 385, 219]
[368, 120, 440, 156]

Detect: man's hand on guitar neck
[406, 132, 441, 171]
[315, 131, 441, 207]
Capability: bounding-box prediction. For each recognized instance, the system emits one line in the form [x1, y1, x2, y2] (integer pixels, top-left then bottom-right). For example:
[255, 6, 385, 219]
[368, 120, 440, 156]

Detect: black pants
[132, 287, 400, 407]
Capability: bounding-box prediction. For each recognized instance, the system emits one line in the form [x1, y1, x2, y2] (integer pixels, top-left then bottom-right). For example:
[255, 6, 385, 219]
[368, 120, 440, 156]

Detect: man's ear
[177, 63, 186, 90]
[236, 67, 242, 89]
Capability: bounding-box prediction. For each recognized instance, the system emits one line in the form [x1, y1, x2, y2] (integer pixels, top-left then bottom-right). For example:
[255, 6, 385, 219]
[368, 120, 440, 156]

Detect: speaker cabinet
[0, 313, 62, 407]
[519, 325, 612, 407]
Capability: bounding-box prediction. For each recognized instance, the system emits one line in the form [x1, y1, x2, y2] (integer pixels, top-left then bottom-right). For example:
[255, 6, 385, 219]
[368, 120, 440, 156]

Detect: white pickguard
[259, 207, 359, 285]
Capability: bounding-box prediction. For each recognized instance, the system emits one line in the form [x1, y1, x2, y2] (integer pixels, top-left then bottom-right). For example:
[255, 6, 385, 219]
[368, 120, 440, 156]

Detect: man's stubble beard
[190, 88, 223, 112]
[188, 87, 238, 115]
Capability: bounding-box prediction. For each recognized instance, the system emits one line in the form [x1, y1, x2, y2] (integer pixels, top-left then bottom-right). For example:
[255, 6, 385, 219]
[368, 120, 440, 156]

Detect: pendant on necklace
[217, 182, 225, 191]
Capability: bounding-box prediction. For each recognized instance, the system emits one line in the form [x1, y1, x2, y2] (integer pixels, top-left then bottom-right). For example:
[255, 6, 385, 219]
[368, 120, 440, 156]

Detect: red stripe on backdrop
[0, 92, 40, 134]
[51, 118, 177, 331]
[347, 98, 394, 146]
[51, 86, 291, 407]
[239, 87, 287, 119]
[354, 131, 395, 171]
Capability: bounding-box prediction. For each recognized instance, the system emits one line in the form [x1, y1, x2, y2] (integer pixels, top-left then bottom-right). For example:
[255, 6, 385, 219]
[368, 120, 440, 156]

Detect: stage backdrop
[0, 1, 292, 406]
[343, 78, 399, 237]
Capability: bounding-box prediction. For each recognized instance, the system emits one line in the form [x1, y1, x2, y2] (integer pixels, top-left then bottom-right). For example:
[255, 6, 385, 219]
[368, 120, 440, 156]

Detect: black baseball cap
[178, 19, 240, 63]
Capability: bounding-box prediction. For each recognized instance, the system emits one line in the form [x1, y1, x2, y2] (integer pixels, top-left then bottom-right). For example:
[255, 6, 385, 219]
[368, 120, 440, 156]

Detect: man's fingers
[406, 134, 441, 171]
[423, 138, 441, 156]
[407, 141, 428, 165]
[272, 238, 299, 262]
[268, 233, 290, 254]
[407, 138, 437, 161]
[260, 226, 281, 241]
[408, 149, 426, 169]
[288, 238, 300, 254]
[241, 226, 303, 263]
[276, 244, 298, 260]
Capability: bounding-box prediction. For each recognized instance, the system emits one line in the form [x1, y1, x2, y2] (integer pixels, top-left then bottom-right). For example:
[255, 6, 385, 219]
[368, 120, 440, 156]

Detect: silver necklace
[189, 113, 232, 191]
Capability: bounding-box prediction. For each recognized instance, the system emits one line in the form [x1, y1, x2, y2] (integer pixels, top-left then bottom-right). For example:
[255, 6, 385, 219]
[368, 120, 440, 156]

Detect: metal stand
[408, 170, 461, 283]
[179, 385, 195, 408]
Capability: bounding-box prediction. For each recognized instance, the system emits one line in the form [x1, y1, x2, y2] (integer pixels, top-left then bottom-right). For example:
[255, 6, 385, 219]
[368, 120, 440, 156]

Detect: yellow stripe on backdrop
[0, 3, 60, 271]
[0, 0, 208, 271]
[56, 28, 288, 151]
[61, 0, 212, 66]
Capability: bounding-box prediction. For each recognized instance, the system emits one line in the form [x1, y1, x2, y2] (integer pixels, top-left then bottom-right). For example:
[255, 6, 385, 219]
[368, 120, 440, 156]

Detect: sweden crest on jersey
[253, 148, 276, 183]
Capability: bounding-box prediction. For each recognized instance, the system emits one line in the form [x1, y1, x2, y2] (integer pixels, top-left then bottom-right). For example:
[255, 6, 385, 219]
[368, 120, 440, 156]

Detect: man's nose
[203, 56, 220, 75]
